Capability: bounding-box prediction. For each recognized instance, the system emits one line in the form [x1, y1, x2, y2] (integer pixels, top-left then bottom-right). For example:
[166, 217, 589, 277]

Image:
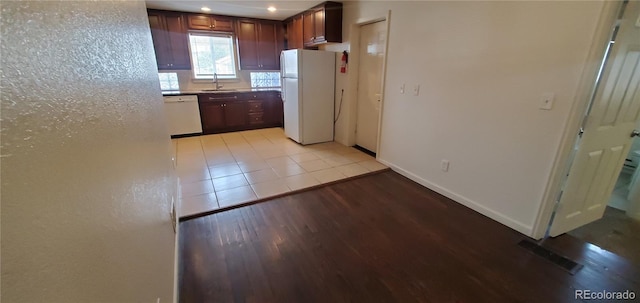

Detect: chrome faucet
[213, 73, 223, 90]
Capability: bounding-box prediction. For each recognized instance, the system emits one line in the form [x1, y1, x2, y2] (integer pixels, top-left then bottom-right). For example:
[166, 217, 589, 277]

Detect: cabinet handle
[208, 96, 238, 101]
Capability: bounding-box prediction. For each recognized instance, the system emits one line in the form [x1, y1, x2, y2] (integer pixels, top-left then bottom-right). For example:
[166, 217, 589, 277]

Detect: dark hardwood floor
[179, 171, 640, 303]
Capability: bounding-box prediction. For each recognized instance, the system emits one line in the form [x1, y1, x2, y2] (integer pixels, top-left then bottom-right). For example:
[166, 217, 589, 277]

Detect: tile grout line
[198, 135, 221, 209]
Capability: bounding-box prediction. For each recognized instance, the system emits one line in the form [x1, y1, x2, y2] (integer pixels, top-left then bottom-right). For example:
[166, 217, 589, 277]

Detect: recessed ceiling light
[201, 6, 211, 12]
[267, 6, 277, 12]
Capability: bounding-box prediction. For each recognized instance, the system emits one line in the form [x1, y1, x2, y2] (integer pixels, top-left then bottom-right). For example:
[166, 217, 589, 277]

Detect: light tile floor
[172, 127, 387, 218]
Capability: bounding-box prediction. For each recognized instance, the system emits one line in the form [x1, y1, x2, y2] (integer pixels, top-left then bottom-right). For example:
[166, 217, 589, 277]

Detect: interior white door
[549, 1, 640, 236]
[355, 21, 386, 153]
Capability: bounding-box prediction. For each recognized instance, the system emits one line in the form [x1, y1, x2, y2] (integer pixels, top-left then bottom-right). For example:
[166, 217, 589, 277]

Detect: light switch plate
[540, 92, 555, 110]
[441, 159, 450, 172]
[400, 84, 405, 94]
[413, 85, 420, 96]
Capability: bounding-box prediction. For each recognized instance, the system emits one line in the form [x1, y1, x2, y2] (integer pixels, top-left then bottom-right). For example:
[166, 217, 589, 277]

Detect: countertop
[162, 88, 281, 96]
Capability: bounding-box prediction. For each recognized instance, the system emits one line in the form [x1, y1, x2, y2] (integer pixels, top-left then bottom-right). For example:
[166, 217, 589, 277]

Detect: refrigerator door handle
[280, 51, 286, 103]
[281, 79, 286, 103]
[280, 51, 284, 72]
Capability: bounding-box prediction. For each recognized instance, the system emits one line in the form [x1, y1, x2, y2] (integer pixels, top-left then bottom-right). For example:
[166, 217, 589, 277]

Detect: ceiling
[144, 1, 330, 21]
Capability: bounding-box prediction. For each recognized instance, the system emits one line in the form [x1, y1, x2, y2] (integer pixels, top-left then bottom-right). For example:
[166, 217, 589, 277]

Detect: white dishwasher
[163, 95, 202, 136]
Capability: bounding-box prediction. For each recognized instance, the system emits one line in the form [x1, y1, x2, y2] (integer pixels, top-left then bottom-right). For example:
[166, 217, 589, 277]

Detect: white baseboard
[378, 158, 534, 237]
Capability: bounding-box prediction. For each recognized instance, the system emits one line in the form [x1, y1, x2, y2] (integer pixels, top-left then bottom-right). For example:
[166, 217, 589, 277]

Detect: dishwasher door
[163, 95, 202, 136]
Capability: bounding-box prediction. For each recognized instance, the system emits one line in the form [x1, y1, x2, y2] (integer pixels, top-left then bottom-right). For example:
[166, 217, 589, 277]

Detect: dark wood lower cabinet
[198, 91, 283, 134]
[264, 95, 284, 125]
[223, 101, 248, 128]
[199, 102, 226, 131]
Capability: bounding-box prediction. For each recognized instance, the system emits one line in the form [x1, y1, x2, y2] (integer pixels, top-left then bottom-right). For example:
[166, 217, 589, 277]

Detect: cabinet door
[148, 14, 172, 69]
[257, 22, 279, 70]
[285, 19, 294, 50]
[164, 13, 190, 69]
[293, 16, 304, 49]
[187, 15, 212, 30]
[224, 101, 248, 127]
[237, 20, 260, 70]
[200, 102, 226, 132]
[212, 17, 234, 32]
[302, 11, 315, 46]
[260, 93, 282, 126]
[313, 8, 325, 43]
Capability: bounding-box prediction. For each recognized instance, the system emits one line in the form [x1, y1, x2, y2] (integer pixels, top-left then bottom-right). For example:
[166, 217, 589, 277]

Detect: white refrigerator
[281, 49, 335, 145]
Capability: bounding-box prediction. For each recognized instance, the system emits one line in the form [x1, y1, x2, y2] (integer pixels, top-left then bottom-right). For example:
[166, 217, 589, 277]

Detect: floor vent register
[518, 239, 584, 275]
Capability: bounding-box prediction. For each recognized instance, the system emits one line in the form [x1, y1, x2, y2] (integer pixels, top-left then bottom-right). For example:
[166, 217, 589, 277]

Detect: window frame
[187, 31, 239, 80]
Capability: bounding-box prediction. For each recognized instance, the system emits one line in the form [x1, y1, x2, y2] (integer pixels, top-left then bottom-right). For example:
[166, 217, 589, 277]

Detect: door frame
[530, 0, 623, 239]
[342, 11, 391, 156]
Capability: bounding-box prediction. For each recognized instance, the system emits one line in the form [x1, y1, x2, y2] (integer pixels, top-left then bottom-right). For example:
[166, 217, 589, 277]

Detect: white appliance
[163, 95, 202, 136]
[281, 49, 335, 145]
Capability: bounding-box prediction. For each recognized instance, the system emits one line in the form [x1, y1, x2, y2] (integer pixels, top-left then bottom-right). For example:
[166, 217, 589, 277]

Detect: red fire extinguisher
[340, 51, 348, 73]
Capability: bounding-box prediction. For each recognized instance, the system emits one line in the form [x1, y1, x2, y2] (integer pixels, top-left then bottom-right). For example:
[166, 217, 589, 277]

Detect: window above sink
[188, 32, 237, 80]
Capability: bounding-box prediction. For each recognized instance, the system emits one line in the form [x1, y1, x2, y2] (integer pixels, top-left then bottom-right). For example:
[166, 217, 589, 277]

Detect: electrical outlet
[539, 93, 554, 110]
[441, 160, 450, 172]
[413, 84, 420, 96]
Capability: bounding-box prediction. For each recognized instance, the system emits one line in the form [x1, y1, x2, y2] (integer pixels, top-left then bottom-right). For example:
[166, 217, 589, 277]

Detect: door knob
[632, 130, 640, 138]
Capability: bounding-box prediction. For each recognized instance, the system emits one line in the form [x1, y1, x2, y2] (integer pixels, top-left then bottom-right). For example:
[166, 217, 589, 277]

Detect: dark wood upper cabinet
[147, 10, 191, 70]
[313, 8, 325, 42]
[148, 13, 171, 67]
[187, 14, 234, 32]
[286, 15, 304, 50]
[256, 22, 281, 70]
[305, 2, 342, 47]
[302, 10, 315, 46]
[287, 1, 342, 49]
[237, 19, 284, 70]
[237, 20, 260, 70]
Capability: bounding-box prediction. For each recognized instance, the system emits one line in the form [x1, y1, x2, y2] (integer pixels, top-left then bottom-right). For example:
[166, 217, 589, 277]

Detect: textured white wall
[1, 1, 177, 302]
[333, 1, 606, 235]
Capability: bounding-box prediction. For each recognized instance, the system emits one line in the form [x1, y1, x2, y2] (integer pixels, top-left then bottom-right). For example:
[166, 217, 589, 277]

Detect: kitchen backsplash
[171, 70, 253, 91]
